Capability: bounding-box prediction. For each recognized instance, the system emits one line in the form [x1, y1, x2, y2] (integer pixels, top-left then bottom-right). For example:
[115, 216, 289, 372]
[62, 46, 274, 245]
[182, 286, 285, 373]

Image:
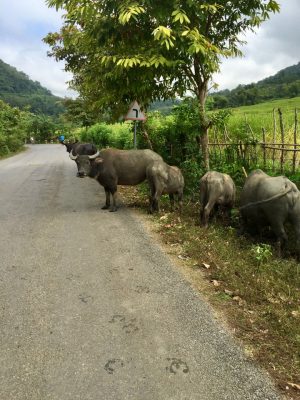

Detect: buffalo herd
[61, 141, 300, 258]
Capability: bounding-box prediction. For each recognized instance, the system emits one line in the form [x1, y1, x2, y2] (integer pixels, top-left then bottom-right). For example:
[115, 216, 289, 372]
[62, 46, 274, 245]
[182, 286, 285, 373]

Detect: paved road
[0, 145, 281, 400]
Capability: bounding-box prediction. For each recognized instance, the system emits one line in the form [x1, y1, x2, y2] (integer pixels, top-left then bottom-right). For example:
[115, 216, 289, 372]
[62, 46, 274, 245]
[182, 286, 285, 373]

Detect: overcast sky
[0, 0, 299, 98]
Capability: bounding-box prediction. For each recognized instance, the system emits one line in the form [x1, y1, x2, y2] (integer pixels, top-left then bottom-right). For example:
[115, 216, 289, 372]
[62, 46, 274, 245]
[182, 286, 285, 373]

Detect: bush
[0, 100, 29, 155]
[80, 122, 133, 149]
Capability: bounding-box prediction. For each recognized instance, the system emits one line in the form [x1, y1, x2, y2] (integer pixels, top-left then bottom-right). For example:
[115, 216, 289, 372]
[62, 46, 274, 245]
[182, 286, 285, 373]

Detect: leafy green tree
[0, 100, 33, 154]
[28, 114, 56, 142]
[61, 98, 100, 128]
[45, 0, 279, 168]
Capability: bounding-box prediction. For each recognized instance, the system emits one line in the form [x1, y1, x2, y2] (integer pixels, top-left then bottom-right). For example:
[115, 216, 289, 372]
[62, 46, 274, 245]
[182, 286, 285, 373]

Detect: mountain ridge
[211, 61, 300, 109]
[0, 59, 64, 116]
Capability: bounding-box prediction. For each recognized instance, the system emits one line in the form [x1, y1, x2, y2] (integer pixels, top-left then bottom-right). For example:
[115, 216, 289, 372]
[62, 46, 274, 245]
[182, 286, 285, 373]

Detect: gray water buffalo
[69, 148, 163, 211]
[240, 169, 300, 257]
[199, 171, 236, 227]
[146, 160, 184, 213]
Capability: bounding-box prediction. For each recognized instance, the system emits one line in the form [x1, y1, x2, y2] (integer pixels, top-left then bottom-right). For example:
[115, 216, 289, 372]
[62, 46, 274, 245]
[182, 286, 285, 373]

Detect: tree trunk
[198, 86, 210, 171]
[200, 126, 209, 170]
[141, 123, 153, 150]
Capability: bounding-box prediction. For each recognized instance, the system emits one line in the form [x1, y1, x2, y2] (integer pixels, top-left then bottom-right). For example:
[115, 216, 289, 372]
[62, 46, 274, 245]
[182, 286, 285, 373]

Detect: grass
[209, 97, 300, 178]
[119, 184, 300, 399]
[229, 97, 300, 114]
[217, 96, 300, 144]
[0, 145, 27, 160]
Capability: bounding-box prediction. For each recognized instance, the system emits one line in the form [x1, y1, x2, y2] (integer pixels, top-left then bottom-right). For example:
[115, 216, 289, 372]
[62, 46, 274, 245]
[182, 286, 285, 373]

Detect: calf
[146, 160, 184, 213]
[199, 171, 236, 227]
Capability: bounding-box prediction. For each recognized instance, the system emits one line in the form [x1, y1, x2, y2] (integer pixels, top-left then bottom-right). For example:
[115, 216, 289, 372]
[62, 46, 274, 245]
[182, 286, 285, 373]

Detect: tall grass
[225, 97, 300, 143]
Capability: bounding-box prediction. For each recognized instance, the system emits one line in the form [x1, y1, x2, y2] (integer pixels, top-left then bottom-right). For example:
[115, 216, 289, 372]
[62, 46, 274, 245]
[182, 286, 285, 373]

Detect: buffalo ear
[95, 157, 104, 164]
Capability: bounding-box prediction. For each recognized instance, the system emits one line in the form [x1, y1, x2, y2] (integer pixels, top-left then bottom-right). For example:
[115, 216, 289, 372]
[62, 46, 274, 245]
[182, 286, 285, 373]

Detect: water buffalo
[199, 171, 236, 227]
[146, 160, 184, 213]
[63, 141, 98, 176]
[240, 169, 300, 257]
[69, 148, 163, 211]
[62, 141, 97, 155]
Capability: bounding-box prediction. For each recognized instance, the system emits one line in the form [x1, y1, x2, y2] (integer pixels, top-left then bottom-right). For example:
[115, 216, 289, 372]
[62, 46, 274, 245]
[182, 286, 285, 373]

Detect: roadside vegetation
[0, 99, 63, 157]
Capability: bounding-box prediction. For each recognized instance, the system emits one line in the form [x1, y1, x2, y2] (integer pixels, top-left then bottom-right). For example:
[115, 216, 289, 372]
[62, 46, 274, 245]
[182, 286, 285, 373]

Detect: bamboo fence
[208, 108, 299, 174]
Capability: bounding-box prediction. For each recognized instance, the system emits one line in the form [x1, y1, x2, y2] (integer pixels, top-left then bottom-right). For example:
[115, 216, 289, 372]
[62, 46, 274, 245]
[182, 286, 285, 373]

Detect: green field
[217, 96, 300, 144]
[228, 96, 300, 114]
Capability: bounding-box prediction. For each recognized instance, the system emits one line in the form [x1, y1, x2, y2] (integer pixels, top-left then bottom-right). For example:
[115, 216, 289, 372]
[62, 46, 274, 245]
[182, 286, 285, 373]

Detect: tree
[45, 0, 279, 168]
[61, 98, 100, 128]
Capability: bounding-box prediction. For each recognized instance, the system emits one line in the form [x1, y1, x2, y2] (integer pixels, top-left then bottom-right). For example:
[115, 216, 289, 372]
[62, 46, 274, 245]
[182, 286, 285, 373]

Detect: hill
[0, 59, 64, 116]
[211, 61, 300, 109]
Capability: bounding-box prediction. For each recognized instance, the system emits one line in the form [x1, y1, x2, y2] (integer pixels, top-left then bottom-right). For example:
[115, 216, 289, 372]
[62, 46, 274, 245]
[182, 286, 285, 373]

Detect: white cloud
[0, 0, 77, 98]
[214, 0, 300, 90]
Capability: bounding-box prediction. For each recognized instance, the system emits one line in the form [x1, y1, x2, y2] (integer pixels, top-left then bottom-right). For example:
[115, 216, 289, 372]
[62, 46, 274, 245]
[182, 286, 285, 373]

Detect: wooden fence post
[278, 108, 285, 173]
[293, 108, 298, 173]
[272, 108, 276, 170]
[262, 127, 266, 169]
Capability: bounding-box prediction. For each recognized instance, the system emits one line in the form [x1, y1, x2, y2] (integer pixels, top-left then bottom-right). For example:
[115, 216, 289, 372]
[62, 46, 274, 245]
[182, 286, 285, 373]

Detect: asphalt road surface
[0, 145, 281, 400]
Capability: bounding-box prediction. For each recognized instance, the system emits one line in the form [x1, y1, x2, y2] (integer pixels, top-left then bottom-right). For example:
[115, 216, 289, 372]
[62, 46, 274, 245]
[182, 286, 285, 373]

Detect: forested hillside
[0, 59, 64, 116]
[211, 61, 300, 109]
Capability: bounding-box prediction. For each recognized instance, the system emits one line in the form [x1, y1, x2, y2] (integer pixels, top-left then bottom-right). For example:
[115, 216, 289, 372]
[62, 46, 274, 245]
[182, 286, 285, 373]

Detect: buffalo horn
[69, 150, 78, 160]
[88, 151, 100, 159]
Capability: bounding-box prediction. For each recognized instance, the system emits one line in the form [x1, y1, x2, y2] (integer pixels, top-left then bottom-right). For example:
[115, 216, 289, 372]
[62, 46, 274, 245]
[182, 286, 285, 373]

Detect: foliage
[0, 59, 65, 117]
[45, 0, 280, 168]
[148, 99, 181, 115]
[27, 114, 57, 142]
[59, 97, 104, 131]
[80, 122, 133, 149]
[251, 243, 273, 265]
[0, 100, 32, 155]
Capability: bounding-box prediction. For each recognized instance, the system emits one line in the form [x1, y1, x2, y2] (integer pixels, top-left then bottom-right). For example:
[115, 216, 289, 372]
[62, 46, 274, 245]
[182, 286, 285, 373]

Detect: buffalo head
[69, 150, 100, 177]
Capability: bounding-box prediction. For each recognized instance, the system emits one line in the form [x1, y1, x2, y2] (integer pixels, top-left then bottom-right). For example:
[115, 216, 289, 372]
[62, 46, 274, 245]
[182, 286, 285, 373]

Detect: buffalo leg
[102, 188, 111, 209]
[270, 220, 288, 257]
[153, 188, 163, 212]
[110, 186, 118, 212]
[202, 201, 215, 228]
[169, 193, 175, 212]
[148, 182, 156, 214]
[199, 186, 207, 225]
[178, 191, 183, 214]
[291, 216, 300, 259]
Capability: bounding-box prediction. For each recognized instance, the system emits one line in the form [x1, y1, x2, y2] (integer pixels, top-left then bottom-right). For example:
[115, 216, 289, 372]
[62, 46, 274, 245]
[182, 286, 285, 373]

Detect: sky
[0, 0, 299, 98]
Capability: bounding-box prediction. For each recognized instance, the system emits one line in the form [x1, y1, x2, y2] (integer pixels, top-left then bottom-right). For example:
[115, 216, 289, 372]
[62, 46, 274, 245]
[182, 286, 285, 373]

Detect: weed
[251, 243, 273, 265]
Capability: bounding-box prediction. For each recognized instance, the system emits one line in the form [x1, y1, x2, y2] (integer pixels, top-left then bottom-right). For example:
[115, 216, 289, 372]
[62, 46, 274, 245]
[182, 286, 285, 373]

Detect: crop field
[209, 97, 300, 179]
[225, 97, 300, 142]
